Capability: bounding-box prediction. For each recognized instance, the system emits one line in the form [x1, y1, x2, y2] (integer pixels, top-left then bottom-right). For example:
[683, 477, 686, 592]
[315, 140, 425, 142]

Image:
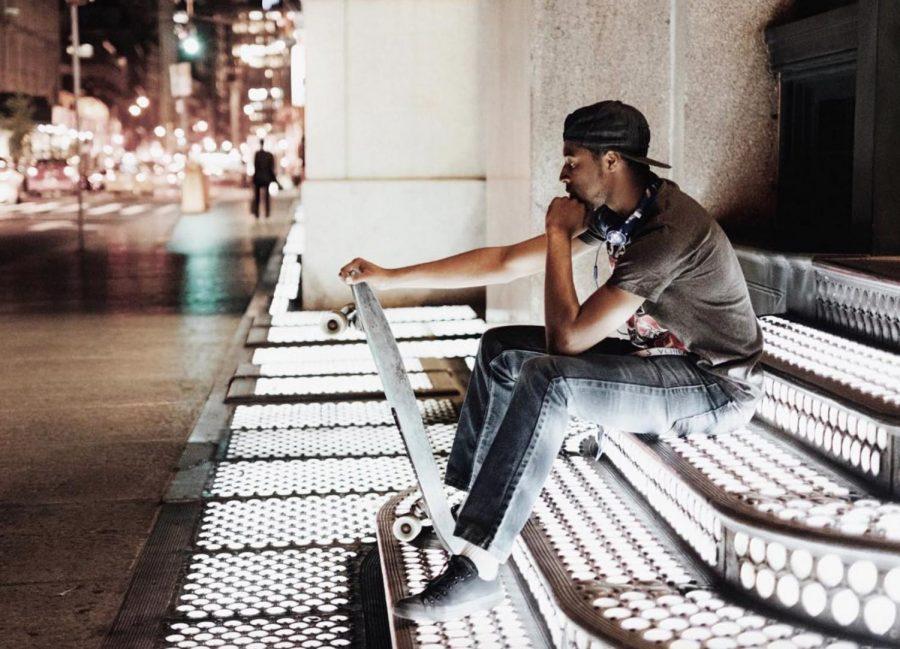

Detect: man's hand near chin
[545, 196, 588, 238]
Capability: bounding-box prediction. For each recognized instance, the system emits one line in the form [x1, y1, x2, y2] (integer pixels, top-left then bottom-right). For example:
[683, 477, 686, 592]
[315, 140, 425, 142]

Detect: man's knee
[477, 326, 520, 365]
[519, 355, 564, 383]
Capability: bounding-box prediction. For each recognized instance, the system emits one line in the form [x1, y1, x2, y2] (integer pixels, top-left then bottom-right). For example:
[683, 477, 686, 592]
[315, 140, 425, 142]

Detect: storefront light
[248, 87, 268, 102]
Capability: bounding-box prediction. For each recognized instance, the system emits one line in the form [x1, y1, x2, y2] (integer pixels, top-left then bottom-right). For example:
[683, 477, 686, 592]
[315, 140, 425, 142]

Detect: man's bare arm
[545, 233, 644, 354]
[543, 199, 645, 354]
[339, 230, 596, 289]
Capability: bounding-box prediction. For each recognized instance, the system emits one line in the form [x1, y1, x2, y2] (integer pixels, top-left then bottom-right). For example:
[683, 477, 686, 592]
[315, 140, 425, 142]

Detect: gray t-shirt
[578, 179, 763, 403]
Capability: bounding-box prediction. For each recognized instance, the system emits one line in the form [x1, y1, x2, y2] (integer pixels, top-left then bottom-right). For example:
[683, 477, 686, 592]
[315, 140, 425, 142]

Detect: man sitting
[340, 100, 762, 622]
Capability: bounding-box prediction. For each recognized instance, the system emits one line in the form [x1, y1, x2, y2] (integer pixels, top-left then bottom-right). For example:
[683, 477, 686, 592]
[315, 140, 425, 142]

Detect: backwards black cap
[563, 100, 670, 169]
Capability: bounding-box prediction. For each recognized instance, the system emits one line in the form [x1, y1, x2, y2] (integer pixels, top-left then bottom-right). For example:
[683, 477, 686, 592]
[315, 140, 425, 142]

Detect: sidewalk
[0, 195, 293, 648]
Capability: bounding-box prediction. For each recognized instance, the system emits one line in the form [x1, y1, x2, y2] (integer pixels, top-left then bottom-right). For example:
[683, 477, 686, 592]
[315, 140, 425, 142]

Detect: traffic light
[180, 33, 202, 57]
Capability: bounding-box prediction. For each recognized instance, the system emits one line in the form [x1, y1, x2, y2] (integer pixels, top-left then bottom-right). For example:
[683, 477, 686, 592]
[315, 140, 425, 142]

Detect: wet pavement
[0, 191, 283, 314]
[0, 190, 294, 649]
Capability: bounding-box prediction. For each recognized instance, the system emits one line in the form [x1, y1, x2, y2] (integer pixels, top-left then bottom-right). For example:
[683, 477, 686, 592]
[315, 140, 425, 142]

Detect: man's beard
[567, 187, 592, 209]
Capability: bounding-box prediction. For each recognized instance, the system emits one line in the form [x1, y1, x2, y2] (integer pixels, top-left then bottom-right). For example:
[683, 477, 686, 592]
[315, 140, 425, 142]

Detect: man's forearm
[387, 246, 511, 289]
[544, 229, 581, 352]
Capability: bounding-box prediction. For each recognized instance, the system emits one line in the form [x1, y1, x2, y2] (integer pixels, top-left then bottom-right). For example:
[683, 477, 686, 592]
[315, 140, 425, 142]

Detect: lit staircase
[139, 205, 900, 649]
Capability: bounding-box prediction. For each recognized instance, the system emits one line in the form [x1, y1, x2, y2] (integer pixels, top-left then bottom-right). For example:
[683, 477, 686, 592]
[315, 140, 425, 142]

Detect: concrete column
[302, 0, 487, 309]
[481, 0, 534, 325]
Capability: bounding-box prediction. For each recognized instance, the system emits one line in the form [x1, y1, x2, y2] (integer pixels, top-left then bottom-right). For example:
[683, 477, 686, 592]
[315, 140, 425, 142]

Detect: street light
[136, 95, 150, 109]
[128, 105, 141, 117]
[66, 0, 94, 253]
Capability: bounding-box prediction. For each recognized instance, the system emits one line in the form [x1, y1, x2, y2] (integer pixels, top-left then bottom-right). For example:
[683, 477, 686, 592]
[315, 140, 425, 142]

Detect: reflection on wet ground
[0, 197, 286, 315]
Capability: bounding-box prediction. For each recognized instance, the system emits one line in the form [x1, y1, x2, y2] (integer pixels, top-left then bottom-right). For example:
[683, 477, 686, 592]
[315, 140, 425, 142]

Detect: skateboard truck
[351, 281, 464, 555]
[320, 303, 358, 335]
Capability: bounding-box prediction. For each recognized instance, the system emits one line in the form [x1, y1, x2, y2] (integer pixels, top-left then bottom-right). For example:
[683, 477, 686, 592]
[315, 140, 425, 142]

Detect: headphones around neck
[592, 178, 663, 286]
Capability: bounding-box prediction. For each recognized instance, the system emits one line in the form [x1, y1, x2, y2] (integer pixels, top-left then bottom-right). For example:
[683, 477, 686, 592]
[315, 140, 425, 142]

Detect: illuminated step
[230, 398, 459, 430]
[758, 370, 898, 494]
[379, 460, 847, 649]
[224, 370, 460, 404]
[269, 295, 290, 315]
[246, 318, 487, 346]
[197, 493, 385, 552]
[599, 426, 900, 642]
[272, 256, 301, 300]
[251, 338, 480, 365]
[236, 358, 426, 377]
[760, 315, 900, 415]
[225, 423, 457, 460]
[207, 455, 450, 499]
[279, 254, 301, 273]
[163, 613, 353, 648]
[815, 261, 900, 351]
[169, 546, 357, 621]
[376, 497, 546, 649]
[256, 304, 479, 328]
[284, 222, 305, 255]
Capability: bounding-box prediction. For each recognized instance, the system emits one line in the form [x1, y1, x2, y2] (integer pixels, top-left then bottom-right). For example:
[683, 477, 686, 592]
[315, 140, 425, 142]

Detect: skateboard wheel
[321, 303, 358, 335]
[321, 311, 349, 335]
[392, 515, 423, 544]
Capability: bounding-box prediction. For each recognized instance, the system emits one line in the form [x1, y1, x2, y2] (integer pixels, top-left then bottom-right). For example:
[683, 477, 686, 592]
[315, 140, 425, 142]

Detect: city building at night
[0, 0, 59, 157]
[1, 2, 898, 649]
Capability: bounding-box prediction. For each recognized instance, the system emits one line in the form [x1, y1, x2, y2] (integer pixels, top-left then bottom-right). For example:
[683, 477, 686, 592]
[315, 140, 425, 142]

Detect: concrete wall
[0, 0, 59, 102]
[482, 0, 534, 324]
[302, 0, 487, 308]
[302, 0, 791, 317]
[516, 0, 789, 322]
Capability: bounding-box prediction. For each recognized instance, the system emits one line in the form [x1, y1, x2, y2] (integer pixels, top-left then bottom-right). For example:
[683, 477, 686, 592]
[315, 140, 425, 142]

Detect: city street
[0, 189, 283, 313]
[0, 189, 294, 648]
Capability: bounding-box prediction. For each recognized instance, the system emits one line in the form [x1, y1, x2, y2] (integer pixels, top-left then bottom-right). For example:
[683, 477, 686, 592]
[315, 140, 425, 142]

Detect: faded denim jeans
[444, 325, 754, 562]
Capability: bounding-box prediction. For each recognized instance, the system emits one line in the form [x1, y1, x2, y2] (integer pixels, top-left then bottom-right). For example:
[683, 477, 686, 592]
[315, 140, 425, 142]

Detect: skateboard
[321, 303, 358, 335]
[351, 282, 463, 554]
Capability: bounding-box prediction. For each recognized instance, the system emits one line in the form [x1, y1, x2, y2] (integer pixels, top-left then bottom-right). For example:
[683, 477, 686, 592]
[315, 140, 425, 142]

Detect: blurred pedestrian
[252, 141, 277, 219]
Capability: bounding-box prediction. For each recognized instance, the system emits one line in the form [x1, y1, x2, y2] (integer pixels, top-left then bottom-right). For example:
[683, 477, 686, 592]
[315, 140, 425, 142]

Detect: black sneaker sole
[393, 585, 504, 623]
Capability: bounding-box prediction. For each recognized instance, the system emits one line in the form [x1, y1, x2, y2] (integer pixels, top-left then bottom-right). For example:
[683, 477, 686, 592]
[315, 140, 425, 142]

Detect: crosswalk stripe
[121, 204, 149, 216]
[20, 201, 62, 214]
[88, 202, 123, 216]
[153, 204, 179, 216]
[29, 220, 76, 231]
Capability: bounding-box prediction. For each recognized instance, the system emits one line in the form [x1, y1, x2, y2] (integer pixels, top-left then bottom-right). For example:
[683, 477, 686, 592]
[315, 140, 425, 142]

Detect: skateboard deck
[351, 282, 463, 554]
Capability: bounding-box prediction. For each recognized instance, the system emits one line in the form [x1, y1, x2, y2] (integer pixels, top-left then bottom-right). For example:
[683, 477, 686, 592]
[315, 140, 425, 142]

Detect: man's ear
[603, 151, 622, 172]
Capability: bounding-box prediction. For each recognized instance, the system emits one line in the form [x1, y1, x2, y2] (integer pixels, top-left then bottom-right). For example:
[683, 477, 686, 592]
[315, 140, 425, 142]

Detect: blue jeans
[444, 325, 754, 562]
